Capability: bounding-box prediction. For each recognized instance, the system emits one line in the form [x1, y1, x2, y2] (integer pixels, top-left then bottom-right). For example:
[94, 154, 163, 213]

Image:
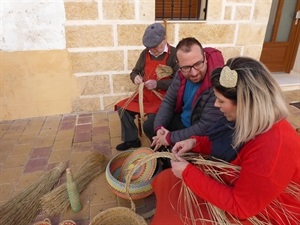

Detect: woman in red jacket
[150, 57, 300, 225]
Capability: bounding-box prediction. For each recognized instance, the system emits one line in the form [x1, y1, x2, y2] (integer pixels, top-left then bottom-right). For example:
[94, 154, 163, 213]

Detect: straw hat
[89, 206, 148, 225]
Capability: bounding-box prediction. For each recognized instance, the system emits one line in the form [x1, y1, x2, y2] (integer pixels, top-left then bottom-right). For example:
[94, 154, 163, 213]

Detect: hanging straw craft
[0, 162, 67, 225]
[105, 147, 160, 200]
[124, 151, 300, 225]
[41, 152, 107, 216]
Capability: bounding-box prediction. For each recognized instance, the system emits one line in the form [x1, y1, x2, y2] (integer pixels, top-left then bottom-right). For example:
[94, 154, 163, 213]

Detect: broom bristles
[0, 162, 67, 225]
[40, 152, 107, 216]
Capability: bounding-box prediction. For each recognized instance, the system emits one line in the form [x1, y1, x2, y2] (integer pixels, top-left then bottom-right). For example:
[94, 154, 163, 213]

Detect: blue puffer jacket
[153, 47, 225, 145]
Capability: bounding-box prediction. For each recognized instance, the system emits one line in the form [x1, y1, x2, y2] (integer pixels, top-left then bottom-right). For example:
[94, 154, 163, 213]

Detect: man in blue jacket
[146, 37, 224, 155]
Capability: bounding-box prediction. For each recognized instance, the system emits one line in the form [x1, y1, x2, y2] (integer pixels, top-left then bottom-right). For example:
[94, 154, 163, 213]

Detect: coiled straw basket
[89, 206, 148, 225]
[105, 148, 159, 200]
[90, 151, 175, 225]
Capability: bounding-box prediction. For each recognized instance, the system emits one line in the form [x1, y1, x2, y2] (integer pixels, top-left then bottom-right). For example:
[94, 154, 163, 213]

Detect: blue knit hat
[142, 23, 166, 48]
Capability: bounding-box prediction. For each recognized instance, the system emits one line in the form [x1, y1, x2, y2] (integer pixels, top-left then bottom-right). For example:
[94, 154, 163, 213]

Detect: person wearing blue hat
[115, 23, 179, 151]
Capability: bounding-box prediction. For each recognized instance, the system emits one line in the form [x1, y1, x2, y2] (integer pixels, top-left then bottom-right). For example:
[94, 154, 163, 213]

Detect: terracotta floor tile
[6, 125, 26, 134]
[0, 167, 23, 183]
[42, 119, 61, 130]
[93, 117, 109, 127]
[72, 142, 93, 152]
[1, 133, 21, 142]
[55, 130, 75, 140]
[11, 143, 34, 155]
[0, 183, 16, 202]
[3, 154, 29, 169]
[30, 146, 52, 159]
[18, 133, 37, 144]
[24, 158, 48, 173]
[15, 171, 44, 191]
[48, 149, 72, 163]
[73, 132, 92, 143]
[52, 139, 73, 151]
[78, 116, 92, 124]
[59, 121, 76, 131]
[76, 124, 92, 133]
[34, 136, 55, 148]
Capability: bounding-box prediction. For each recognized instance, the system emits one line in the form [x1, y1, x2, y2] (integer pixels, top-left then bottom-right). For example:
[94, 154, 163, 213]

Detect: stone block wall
[66, 0, 272, 113]
[0, 0, 272, 120]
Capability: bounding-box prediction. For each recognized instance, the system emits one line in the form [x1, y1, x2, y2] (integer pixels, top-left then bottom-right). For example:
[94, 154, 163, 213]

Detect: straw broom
[125, 152, 300, 225]
[0, 162, 67, 225]
[40, 152, 107, 216]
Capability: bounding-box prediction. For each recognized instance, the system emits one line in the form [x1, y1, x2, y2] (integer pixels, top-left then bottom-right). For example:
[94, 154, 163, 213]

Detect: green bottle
[66, 168, 82, 212]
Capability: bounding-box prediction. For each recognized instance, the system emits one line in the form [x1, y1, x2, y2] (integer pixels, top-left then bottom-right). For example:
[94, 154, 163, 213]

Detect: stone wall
[0, 0, 272, 120]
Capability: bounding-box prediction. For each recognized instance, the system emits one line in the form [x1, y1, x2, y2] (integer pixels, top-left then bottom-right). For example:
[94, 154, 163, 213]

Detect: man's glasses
[179, 59, 205, 74]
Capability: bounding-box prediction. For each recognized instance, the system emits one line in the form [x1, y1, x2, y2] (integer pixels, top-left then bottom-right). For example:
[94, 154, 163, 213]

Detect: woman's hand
[171, 154, 189, 179]
[172, 138, 196, 155]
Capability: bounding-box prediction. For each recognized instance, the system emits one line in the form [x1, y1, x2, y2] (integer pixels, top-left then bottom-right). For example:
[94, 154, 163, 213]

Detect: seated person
[115, 23, 178, 151]
[150, 56, 300, 225]
[150, 37, 225, 168]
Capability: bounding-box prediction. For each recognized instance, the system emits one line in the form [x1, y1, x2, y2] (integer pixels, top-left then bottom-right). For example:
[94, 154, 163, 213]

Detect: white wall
[291, 45, 300, 75]
[0, 1, 66, 51]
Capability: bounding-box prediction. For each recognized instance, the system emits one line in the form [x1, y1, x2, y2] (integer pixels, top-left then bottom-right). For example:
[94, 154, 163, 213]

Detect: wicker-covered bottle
[66, 168, 82, 212]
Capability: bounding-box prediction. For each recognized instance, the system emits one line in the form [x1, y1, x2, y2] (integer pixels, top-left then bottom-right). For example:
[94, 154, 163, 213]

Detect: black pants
[117, 107, 155, 142]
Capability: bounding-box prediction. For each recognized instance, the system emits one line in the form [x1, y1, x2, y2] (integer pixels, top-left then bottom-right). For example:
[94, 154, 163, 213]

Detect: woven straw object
[33, 218, 52, 225]
[89, 206, 147, 225]
[105, 148, 158, 200]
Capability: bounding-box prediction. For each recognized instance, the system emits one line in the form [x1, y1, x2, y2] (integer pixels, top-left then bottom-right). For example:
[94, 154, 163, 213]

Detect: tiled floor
[0, 89, 299, 225]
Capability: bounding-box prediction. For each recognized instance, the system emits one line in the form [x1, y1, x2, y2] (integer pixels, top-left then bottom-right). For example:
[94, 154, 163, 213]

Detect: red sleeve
[182, 121, 299, 219]
[190, 136, 212, 154]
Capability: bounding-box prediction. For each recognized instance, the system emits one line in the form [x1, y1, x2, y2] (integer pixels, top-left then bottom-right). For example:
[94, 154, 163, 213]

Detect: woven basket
[89, 206, 148, 225]
[106, 148, 158, 200]
[33, 218, 52, 225]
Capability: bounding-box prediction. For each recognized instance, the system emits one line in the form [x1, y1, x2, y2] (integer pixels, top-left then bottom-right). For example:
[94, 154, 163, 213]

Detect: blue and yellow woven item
[106, 147, 159, 200]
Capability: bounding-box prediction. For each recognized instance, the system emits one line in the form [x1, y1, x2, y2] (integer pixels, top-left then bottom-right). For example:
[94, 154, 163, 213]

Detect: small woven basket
[89, 206, 148, 225]
[105, 148, 159, 200]
[33, 218, 52, 225]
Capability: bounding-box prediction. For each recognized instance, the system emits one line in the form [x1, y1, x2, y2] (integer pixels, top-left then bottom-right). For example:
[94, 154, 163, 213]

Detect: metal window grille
[155, 0, 207, 20]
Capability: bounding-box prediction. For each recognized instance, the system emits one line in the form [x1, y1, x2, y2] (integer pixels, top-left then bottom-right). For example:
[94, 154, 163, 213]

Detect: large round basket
[106, 147, 158, 200]
[89, 206, 148, 225]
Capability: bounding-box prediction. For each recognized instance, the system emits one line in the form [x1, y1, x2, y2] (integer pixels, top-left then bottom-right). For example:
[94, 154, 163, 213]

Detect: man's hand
[151, 127, 170, 151]
[144, 80, 157, 90]
[134, 75, 143, 85]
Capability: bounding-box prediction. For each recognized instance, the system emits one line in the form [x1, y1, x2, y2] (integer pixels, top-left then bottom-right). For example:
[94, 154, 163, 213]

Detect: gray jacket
[153, 47, 225, 145]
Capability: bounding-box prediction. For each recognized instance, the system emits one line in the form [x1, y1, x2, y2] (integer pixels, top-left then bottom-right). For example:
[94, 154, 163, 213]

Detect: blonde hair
[211, 57, 289, 148]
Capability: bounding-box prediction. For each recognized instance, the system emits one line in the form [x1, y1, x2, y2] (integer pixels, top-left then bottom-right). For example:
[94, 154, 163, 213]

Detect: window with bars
[155, 0, 207, 20]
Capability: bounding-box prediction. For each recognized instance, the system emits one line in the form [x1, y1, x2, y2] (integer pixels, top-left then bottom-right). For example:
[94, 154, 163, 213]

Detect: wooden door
[260, 0, 300, 73]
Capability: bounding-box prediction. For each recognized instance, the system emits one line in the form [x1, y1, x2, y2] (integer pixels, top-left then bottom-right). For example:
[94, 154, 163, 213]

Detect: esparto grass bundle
[41, 152, 107, 216]
[125, 151, 300, 225]
[0, 162, 67, 225]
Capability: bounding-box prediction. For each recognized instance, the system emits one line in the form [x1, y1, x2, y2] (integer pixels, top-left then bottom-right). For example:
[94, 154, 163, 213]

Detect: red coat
[151, 119, 300, 224]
